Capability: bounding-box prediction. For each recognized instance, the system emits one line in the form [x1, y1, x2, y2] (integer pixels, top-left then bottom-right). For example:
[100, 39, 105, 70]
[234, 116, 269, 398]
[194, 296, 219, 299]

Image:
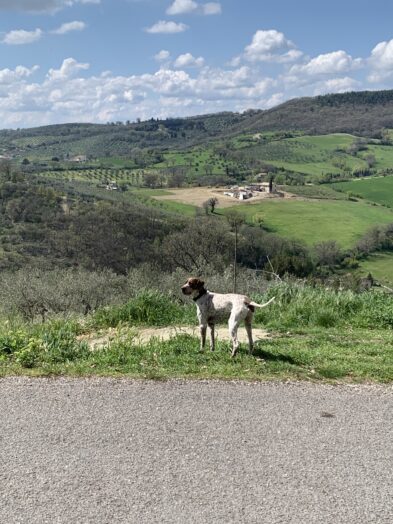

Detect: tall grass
[90, 290, 195, 328]
[253, 281, 393, 329]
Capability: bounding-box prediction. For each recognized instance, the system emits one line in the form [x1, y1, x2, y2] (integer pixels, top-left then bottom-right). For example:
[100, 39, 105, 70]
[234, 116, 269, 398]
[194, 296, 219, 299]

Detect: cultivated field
[331, 175, 393, 207]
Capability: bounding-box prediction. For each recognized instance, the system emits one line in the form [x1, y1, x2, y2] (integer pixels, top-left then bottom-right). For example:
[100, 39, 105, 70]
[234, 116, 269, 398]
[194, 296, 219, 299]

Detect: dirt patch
[79, 326, 271, 350]
[154, 187, 295, 208]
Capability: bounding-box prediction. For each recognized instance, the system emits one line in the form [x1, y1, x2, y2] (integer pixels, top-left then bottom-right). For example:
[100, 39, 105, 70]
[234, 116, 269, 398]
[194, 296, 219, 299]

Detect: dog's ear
[189, 277, 205, 289]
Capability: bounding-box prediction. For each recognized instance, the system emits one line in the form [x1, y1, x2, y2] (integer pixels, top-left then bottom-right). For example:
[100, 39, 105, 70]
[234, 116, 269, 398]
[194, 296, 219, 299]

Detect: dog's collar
[193, 288, 207, 302]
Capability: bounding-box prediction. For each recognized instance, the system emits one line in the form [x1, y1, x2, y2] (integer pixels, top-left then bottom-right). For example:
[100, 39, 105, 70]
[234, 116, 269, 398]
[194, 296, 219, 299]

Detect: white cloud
[0, 0, 100, 12]
[290, 50, 363, 77]
[368, 39, 393, 83]
[52, 21, 86, 35]
[313, 77, 360, 95]
[154, 49, 171, 62]
[174, 53, 204, 68]
[47, 57, 90, 80]
[166, 0, 221, 16]
[3, 28, 43, 45]
[202, 2, 221, 15]
[0, 65, 39, 84]
[145, 20, 188, 34]
[243, 29, 301, 63]
[166, 0, 198, 15]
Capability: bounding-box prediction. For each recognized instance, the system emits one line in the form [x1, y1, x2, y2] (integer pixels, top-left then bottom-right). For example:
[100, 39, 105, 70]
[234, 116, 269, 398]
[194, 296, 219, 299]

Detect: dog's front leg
[199, 324, 207, 352]
[208, 322, 215, 351]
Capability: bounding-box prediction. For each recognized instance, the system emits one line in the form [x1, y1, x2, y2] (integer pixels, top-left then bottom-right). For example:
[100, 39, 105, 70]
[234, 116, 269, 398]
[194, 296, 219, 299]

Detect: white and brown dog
[181, 277, 275, 357]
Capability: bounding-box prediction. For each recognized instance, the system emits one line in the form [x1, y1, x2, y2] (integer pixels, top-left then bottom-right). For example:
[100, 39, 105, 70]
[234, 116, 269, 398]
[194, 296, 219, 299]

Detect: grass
[0, 284, 392, 382]
[358, 252, 393, 285]
[331, 176, 393, 208]
[224, 199, 393, 247]
[1, 328, 392, 383]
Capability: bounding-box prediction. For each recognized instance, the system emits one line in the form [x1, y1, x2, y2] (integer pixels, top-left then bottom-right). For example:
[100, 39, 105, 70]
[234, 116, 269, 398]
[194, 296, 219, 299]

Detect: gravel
[0, 377, 392, 524]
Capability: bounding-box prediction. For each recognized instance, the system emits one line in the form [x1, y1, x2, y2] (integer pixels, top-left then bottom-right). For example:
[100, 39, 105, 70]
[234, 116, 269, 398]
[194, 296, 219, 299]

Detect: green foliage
[91, 291, 195, 328]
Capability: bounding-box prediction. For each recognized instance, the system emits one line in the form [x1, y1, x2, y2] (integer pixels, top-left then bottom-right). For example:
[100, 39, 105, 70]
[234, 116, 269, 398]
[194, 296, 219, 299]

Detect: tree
[205, 197, 219, 213]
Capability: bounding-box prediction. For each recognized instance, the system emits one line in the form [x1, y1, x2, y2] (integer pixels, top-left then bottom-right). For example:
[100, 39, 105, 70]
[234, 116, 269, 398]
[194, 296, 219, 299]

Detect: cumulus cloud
[47, 57, 90, 80]
[145, 20, 188, 34]
[166, 0, 221, 16]
[244, 29, 300, 62]
[51, 21, 86, 35]
[368, 39, 393, 83]
[0, 65, 39, 84]
[166, 0, 198, 15]
[174, 53, 204, 68]
[154, 49, 171, 62]
[290, 50, 363, 77]
[3, 28, 43, 45]
[0, 0, 100, 12]
[313, 77, 360, 95]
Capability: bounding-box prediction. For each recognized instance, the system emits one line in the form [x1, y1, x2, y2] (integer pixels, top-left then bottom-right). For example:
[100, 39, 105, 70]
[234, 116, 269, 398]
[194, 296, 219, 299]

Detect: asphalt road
[0, 378, 392, 524]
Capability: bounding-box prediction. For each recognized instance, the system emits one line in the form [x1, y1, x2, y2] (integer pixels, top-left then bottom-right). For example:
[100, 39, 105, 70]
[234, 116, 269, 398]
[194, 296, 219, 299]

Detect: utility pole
[226, 210, 245, 293]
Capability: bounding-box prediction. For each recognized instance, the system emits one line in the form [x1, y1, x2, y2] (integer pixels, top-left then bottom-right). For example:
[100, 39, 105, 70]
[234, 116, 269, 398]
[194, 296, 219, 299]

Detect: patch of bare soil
[79, 326, 271, 351]
[154, 187, 296, 208]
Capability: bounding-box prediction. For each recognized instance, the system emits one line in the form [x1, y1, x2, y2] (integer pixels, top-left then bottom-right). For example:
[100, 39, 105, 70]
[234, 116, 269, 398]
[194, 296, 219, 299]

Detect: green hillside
[4, 89, 393, 163]
[224, 199, 393, 248]
[331, 176, 393, 207]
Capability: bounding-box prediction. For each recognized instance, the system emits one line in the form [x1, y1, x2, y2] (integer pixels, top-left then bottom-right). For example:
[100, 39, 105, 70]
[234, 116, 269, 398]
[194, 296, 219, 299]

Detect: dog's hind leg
[228, 314, 239, 357]
[208, 321, 215, 351]
[245, 312, 254, 355]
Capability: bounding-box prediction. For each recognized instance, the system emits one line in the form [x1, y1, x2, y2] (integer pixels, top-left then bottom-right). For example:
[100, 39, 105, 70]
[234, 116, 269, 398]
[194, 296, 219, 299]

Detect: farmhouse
[224, 186, 253, 200]
[106, 181, 119, 191]
[69, 154, 87, 163]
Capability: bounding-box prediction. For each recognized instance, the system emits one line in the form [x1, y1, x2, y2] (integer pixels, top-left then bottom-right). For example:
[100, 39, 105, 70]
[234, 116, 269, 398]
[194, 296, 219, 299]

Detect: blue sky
[1, 0, 393, 127]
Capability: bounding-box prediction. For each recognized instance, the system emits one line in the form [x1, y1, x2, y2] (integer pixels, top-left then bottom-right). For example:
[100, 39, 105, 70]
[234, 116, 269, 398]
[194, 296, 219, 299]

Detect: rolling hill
[2, 89, 393, 161]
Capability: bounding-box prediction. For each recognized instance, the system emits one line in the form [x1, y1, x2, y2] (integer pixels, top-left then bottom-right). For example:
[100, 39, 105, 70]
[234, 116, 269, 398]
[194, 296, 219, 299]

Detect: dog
[181, 277, 275, 357]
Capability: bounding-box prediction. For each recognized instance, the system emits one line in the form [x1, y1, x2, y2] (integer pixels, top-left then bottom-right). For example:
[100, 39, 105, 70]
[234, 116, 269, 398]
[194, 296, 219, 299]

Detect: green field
[225, 199, 393, 247]
[359, 252, 393, 285]
[331, 176, 393, 207]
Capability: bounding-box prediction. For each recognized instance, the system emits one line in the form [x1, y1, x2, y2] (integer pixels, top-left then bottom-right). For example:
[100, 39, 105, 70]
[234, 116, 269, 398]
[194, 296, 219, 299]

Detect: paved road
[0, 378, 392, 524]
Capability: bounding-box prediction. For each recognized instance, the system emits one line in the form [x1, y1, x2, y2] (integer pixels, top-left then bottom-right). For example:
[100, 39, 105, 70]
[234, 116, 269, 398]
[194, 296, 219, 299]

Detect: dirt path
[79, 326, 271, 350]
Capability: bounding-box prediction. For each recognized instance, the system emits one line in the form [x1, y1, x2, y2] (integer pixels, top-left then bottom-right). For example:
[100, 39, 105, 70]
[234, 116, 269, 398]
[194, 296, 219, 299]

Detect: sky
[1, 0, 393, 128]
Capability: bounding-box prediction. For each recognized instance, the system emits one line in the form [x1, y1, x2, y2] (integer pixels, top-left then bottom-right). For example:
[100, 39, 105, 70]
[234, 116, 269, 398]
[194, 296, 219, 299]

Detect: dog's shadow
[251, 341, 297, 365]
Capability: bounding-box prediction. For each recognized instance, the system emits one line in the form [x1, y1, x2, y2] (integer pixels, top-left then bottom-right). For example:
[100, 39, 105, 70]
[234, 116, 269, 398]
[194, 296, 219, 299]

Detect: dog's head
[181, 277, 205, 296]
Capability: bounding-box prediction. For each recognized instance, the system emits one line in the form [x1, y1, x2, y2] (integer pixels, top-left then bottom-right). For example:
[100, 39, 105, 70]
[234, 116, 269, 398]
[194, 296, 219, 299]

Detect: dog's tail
[248, 296, 275, 309]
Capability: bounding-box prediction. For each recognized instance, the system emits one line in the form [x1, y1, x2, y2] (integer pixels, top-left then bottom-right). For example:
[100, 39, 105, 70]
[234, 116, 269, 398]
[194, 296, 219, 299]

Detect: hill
[2, 90, 393, 161]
